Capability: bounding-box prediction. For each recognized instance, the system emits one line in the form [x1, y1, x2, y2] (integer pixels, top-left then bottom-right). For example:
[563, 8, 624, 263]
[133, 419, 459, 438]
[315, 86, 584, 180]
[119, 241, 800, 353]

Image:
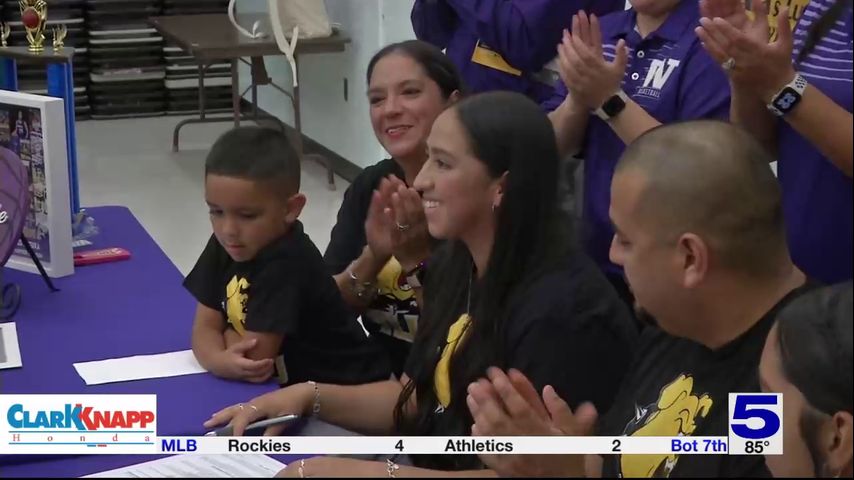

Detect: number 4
[395, 440, 404, 452]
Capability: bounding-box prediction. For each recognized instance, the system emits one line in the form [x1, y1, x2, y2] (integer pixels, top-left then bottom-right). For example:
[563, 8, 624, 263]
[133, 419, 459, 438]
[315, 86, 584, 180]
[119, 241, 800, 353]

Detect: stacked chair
[161, 0, 230, 115]
[86, 0, 165, 118]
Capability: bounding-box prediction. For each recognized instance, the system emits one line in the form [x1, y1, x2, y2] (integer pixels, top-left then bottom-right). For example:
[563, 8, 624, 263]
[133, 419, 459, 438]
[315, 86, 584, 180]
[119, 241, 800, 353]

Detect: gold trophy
[19, 0, 48, 53]
[52, 24, 67, 51]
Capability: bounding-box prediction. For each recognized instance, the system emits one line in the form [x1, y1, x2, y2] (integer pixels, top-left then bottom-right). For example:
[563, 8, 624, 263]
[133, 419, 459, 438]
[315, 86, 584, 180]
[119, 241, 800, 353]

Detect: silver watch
[767, 73, 808, 117]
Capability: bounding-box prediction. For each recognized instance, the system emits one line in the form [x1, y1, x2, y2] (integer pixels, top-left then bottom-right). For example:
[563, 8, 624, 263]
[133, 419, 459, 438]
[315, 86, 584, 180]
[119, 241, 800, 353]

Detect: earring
[821, 462, 842, 478]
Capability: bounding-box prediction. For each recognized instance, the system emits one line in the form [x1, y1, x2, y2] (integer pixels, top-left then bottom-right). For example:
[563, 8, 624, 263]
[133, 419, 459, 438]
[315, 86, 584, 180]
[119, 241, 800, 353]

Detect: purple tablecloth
[0, 207, 280, 470]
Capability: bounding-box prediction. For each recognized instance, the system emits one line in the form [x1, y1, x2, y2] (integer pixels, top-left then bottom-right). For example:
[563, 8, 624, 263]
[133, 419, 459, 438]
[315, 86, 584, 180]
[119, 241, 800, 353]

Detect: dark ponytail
[366, 40, 465, 99]
[391, 92, 573, 471]
[776, 282, 853, 416]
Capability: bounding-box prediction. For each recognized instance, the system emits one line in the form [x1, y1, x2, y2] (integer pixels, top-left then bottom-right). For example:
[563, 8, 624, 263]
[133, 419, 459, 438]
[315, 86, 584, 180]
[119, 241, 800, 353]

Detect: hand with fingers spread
[699, 0, 753, 32]
[364, 178, 396, 263]
[211, 338, 275, 383]
[467, 368, 598, 478]
[555, 27, 586, 114]
[696, 1, 797, 100]
[204, 382, 316, 436]
[557, 11, 629, 111]
[379, 176, 431, 272]
[366, 175, 431, 273]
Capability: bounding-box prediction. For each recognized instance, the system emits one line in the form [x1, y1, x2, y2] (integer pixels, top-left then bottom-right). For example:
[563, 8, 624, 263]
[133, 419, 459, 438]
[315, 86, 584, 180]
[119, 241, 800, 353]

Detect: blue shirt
[411, 0, 625, 105]
[543, 0, 731, 275]
[779, 0, 853, 283]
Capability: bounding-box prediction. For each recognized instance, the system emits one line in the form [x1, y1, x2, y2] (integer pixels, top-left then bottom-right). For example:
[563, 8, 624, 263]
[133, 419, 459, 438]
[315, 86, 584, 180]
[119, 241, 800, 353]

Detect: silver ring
[396, 222, 411, 232]
[247, 404, 259, 413]
[298, 459, 306, 478]
[722, 57, 735, 71]
[237, 403, 245, 410]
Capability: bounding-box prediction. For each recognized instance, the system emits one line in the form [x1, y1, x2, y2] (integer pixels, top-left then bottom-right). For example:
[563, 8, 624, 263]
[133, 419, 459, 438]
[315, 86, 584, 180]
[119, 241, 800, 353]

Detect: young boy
[185, 126, 390, 385]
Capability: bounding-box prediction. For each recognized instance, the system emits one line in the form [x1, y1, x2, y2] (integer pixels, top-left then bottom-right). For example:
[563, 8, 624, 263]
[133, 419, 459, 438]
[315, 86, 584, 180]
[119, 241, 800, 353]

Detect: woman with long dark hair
[206, 92, 636, 476]
[696, 0, 853, 284]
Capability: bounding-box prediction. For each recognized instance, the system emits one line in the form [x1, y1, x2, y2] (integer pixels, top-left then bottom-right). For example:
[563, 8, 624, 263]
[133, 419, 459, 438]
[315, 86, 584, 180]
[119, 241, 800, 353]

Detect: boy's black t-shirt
[598, 284, 813, 478]
[403, 249, 639, 471]
[323, 159, 419, 376]
[184, 221, 391, 386]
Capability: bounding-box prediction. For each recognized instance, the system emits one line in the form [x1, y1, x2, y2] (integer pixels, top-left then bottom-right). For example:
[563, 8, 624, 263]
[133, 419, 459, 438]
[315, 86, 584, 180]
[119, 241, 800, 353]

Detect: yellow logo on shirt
[619, 374, 714, 478]
[766, 0, 811, 41]
[225, 275, 250, 335]
[376, 257, 415, 302]
[434, 313, 472, 407]
[366, 257, 419, 343]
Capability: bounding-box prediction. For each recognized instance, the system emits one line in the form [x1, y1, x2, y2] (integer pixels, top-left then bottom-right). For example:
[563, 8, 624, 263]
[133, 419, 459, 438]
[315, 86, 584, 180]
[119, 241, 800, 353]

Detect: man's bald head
[616, 120, 788, 277]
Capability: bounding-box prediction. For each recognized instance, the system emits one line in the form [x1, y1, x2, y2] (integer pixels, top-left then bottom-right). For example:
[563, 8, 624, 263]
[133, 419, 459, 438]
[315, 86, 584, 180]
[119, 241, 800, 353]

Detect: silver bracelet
[348, 267, 378, 302]
[386, 459, 399, 478]
[307, 381, 321, 416]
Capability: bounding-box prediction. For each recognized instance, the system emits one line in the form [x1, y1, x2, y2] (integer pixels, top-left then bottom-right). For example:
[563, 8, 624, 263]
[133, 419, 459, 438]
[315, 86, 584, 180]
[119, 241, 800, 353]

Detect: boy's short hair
[205, 126, 301, 195]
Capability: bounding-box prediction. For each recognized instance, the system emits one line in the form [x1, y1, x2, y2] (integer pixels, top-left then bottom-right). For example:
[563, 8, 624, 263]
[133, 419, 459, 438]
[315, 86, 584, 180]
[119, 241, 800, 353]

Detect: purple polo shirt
[543, 0, 731, 276]
[411, 0, 625, 105]
[779, 0, 853, 283]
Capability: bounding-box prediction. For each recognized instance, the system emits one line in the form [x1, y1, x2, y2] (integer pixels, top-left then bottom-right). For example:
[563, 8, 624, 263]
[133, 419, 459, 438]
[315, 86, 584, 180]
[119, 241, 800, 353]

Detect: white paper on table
[83, 454, 286, 478]
[73, 349, 207, 385]
[0, 322, 23, 370]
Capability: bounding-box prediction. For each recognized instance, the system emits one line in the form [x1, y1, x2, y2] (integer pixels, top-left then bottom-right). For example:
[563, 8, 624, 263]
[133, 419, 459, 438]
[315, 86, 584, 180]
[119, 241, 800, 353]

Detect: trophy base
[27, 45, 45, 53]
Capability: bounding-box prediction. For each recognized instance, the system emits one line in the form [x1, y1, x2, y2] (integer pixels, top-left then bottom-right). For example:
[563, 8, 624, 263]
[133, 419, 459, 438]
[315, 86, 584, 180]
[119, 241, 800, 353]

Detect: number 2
[395, 440, 404, 452]
[612, 439, 621, 452]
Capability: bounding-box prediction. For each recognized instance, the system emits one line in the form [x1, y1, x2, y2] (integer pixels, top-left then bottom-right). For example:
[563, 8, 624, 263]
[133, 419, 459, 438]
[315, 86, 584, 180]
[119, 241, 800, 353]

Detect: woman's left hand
[696, 7, 797, 102]
[559, 11, 628, 111]
[467, 368, 597, 478]
[276, 457, 385, 478]
[378, 176, 432, 272]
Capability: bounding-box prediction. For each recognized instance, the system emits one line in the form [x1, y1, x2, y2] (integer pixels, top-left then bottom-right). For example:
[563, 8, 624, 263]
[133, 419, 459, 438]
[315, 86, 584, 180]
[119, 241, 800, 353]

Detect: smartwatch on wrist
[594, 90, 630, 121]
[767, 73, 808, 117]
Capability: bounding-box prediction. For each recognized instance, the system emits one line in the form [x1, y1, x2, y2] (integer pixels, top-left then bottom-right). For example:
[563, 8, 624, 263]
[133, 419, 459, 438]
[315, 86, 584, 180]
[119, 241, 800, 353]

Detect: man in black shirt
[467, 121, 808, 478]
[184, 127, 389, 387]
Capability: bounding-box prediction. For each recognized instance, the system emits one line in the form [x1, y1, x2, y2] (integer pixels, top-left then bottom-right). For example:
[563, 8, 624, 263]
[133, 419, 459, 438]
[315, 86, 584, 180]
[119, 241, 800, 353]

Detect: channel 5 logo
[728, 393, 783, 455]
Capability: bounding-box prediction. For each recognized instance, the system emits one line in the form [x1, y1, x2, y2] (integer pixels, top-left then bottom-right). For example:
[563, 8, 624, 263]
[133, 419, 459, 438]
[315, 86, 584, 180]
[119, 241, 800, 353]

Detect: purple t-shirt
[411, 0, 625, 105]
[543, 0, 731, 275]
[779, 0, 853, 283]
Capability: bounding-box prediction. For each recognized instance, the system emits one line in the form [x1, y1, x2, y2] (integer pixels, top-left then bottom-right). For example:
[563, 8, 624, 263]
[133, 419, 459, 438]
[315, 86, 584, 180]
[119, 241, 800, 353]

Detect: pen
[205, 414, 301, 436]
